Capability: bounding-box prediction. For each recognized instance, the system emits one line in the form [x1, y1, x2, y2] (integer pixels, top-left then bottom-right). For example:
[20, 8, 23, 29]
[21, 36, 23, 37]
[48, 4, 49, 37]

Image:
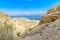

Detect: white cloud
[0, 9, 46, 16]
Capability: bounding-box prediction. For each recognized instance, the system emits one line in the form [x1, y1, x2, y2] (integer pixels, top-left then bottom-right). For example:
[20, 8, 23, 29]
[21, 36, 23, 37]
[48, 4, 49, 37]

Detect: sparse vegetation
[17, 32, 21, 36]
[29, 28, 32, 31]
[0, 20, 14, 40]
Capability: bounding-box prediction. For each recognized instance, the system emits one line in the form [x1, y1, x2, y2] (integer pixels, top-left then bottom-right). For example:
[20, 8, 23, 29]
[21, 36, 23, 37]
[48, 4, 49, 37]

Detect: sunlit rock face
[38, 5, 60, 26]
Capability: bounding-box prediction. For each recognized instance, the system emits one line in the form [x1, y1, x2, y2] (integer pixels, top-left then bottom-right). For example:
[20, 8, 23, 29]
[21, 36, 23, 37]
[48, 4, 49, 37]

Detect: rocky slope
[17, 5, 60, 40]
[19, 18, 60, 40]
[47, 4, 60, 14]
[38, 5, 60, 26]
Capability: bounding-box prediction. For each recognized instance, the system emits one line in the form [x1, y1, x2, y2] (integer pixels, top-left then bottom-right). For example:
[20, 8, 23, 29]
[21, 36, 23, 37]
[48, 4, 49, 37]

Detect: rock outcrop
[38, 5, 60, 26]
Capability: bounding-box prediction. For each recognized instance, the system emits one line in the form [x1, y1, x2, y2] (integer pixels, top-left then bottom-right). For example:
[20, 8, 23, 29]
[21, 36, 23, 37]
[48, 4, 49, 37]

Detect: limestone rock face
[38, 5, 60, 25]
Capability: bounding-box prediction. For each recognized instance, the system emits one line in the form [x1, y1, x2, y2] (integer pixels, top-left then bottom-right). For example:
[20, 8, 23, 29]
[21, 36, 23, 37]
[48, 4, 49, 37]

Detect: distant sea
[11, 16, 42, 20]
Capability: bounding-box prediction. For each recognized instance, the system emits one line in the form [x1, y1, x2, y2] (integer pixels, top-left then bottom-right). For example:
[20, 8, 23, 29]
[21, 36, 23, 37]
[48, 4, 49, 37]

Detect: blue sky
[0, 0, 60, 16]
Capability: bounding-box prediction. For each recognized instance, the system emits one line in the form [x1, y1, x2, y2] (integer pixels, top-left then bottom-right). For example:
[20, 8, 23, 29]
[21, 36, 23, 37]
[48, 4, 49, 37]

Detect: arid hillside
[38, 5, 60, 26]
[0, 12, 39, 40]
[19, 18, 60, 40]
[0, 4, 60, 40]
[18, 5, 60, 40]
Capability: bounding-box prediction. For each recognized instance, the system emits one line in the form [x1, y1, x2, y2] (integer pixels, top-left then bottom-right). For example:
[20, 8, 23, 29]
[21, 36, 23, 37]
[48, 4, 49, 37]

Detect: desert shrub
[28, 28, 32, 31]
[17, 32, 21, 36]
[46, 18, 56, 22]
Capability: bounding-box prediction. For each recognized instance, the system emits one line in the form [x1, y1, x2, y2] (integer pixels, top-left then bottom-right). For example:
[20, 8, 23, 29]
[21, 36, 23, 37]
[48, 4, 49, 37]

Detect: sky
[0, 0, 60, 16]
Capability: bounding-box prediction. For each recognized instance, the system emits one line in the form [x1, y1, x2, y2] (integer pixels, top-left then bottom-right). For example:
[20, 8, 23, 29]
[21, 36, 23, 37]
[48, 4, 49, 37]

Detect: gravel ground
[18, 19, 60, 40]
